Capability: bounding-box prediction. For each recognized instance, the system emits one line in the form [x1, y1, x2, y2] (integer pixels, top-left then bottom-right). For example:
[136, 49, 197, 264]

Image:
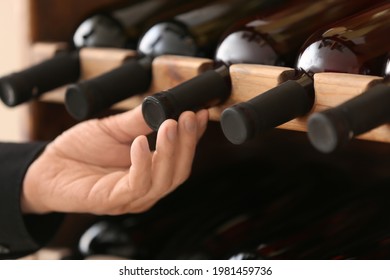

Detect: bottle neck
[307, 79, 390, 154]
[136, 55, 153, 74]
[220, 69, 315, 145]
[293, 69, 315, 88]
[214, 63, 231, 84]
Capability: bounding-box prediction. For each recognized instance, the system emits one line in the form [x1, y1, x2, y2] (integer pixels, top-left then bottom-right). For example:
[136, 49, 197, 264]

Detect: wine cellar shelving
[12, 0, 390, 260]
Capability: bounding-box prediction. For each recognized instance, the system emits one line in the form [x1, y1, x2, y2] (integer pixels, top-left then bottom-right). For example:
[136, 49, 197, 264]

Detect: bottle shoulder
[73, 14, 127, 49]
[297, 33, 387, 76]
[297, 37, 361, 74]
[297, 5, 390, 75]
[137, 21, 198, 58]
[214, 28, 284, 67]
[385, 57, 390, 76]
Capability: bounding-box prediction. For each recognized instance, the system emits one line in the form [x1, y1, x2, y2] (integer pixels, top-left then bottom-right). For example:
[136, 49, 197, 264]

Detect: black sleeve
[0, 142, 64, 259]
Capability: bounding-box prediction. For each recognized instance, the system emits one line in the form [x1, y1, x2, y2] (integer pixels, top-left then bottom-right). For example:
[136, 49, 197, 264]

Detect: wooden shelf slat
[79, 47, 137, 80]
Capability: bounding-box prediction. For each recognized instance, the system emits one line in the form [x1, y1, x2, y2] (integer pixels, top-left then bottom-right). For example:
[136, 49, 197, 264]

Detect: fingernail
[136, 136, 149, 153]
[140, 137, 150, 152]
[167, 125, 177, 142]
[185, 116, 196, 133]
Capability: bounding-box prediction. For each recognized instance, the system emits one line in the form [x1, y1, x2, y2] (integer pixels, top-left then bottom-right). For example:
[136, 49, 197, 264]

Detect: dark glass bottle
[64, 0, 280, 121]
[351, 231, 390, 259]
[340, 181, 390, 260]
[0, 0, 204, 107]
[249, 183, 390, 260]
[323, 181, 390, 260]
[307, 55, 390, 153]
[156, 163, 355, 259]
[220, 2, 390, 145]
[142, 0, 384, 132]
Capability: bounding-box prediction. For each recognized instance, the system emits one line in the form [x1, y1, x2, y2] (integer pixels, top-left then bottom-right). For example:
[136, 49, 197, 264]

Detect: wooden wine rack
[9, 0, 390, 261]
[33, 43, 388, 143]
[18, 0, 389, 145]
[16, 0, 390, 180]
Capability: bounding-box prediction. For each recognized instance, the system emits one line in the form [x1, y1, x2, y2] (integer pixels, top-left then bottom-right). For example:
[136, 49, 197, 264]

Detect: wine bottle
[340, 179, 390, 260]
[156, 163, 355, 259]
[0, 0, 205, 107]
[142, 0, 384, 132]
[64, 0, 284, 121]
[232, 183, 390, 260]
[317, 179, 390, 260]
[322, 227, 390, 260]
[306, 187, 390, 259]
[220, 2, 390, 145]
[307, 55, 390, 153]
[225, 182, 390, 260]
[351, 230, 390, 259]
[294, 190, 390, 259]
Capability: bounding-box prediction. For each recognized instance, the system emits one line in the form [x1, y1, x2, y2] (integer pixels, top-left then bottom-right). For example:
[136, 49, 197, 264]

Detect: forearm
[0, 142, 64, 259]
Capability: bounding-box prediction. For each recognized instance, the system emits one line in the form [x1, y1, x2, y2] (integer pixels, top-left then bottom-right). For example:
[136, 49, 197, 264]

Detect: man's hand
[21, 105, 208, 215]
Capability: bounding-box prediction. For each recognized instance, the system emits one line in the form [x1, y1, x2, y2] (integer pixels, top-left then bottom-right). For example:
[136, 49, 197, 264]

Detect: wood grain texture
[30, 42, 69, 63]
[209, 64, 295, 120]
[79, 47, 137, 80]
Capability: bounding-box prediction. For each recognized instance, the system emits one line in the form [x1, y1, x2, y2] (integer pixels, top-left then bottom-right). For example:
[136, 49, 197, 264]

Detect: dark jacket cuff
[0, 142, 64, 259]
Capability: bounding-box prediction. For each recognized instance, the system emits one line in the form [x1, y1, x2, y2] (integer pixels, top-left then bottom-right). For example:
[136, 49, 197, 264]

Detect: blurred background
[0, 0, 30, 141]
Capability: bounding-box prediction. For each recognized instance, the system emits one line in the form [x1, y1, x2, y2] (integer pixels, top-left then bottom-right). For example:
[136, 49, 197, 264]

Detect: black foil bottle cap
[65, 83, 95, 121]
[307, 110, 352, 154]
[142, 93, 177, 131]
[0, 76, 23, 106]
[220, 103, 258, 145]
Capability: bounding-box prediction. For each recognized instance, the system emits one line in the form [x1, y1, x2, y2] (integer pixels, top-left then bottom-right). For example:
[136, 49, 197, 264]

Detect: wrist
[21, 149, 51, 215]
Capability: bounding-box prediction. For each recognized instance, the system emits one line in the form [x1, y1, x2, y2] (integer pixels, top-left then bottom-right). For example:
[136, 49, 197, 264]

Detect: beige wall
[0, 0, 30, 142]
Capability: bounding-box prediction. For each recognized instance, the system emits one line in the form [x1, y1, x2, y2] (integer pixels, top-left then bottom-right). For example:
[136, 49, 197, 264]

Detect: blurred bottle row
[65, 157, 390, 260]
